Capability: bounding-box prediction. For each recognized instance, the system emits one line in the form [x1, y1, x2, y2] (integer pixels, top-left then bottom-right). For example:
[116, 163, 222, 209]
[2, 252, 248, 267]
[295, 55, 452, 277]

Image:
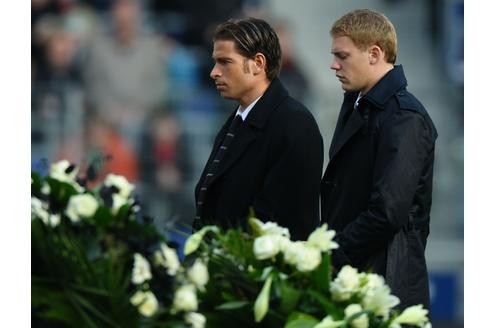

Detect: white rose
[50, 160, 78, 182]
[130, 290, 159, 317]
[314, 315, 345, 328]
[361, 284, 399, 318]
[104, 173, 134, 198]
[390, 304, 429, 326]
[154, 243, 181, 276]
[345, 304, 369, 328]
[187, 259, 209, 291]
[184, 312, 206, 328]
[253, 235, 288, 260]
[132, 253, 152, 285]
[283, 241, 321, 272]
[330, 265, 361, 301]
[173, 284, 198, 312]
[66, 194, 99, 223]
[307, 224, 339, 252]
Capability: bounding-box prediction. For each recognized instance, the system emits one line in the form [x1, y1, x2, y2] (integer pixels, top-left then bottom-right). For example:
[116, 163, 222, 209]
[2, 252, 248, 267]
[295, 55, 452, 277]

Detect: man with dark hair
[194, 17, 323, 240]
[321, 9, 437, 309]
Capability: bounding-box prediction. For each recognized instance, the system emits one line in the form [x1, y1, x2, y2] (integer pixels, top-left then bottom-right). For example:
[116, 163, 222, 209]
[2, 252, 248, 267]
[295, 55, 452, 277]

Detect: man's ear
[252, 52, 267, 75]
[368, 45, 383, 65]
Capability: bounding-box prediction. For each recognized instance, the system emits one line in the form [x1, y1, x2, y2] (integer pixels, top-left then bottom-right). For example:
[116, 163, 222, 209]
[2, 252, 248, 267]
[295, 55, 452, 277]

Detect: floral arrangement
[31, 160, 202, 327]
[32, 160, 430, 328]
[184, 218, 431, 328]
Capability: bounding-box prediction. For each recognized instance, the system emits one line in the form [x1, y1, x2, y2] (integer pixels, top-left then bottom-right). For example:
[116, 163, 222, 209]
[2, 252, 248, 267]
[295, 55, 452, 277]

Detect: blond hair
[331, 9, 397, 64]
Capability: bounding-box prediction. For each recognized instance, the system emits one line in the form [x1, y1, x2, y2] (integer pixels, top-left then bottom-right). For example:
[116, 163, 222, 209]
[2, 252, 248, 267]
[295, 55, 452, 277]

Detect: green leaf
[284, 311, 320, 328]
[277, 279, 302, 314]
[216, 300, 250, 310]
[311, 251, 330, 292]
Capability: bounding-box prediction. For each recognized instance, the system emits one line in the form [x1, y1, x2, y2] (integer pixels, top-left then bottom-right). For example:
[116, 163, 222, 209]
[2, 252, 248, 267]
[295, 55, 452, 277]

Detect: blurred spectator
[274, 20, 311, 104]
[84, 0, 166, 148]
[139, 108, 193, 225]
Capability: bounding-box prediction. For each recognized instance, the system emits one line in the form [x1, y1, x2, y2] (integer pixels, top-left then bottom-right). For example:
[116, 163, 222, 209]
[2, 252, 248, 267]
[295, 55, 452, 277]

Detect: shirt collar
[236, 95, 262, 121]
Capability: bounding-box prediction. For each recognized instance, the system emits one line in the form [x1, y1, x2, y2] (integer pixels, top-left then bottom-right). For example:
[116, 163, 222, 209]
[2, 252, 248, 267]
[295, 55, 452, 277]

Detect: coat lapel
[328, 106, 365, 163]
[206, 124, 257, 186]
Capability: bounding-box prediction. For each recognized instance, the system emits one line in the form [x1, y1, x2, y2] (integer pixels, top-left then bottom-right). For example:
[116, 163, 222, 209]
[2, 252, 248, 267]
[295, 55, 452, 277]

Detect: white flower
[111, 194, 128, 215]
[50, 160, 78, 183]
[361, 284, 399, 318]
[187, 259, 209, 291]
[184, 312, 206, 328]
[361, 273, 385, 292]
[47, 213, 61, 227]
[184, 226, 219, 256]
[173, 284, 198, 312]
[31, 197, 49, 222]
[283, 241, 322, 272]
[314, 315, 345, 328]
[330, 265, 361, 301]
[253, 235, 289, 260]
[307, 224, 339, 252]
[104, 173, 134, 198]
[390, 304, 429, 327]
[154, 243, 181, 276]
[130, 290, 159, 317]
[249, 218, 290, 238]
[41, 182, 50, 195]
[345, 304, 369, 328]
[132, 253, 152, 285]
[65, 194, 99, 223]
[254, 274, 273, 322]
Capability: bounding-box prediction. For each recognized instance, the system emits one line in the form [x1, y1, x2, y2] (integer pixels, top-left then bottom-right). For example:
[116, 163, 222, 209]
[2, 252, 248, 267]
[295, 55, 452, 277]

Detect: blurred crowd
[31, 0, 311, 230]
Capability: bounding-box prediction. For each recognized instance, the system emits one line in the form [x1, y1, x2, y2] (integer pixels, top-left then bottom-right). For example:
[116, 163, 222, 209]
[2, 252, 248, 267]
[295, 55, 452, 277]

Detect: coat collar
[360, 65, 408, 110]
[244, 77, 289, 129]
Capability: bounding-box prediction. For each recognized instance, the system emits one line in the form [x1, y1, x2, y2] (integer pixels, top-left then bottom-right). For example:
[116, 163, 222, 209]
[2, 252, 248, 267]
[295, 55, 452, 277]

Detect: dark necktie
[195, 115, 243, 221]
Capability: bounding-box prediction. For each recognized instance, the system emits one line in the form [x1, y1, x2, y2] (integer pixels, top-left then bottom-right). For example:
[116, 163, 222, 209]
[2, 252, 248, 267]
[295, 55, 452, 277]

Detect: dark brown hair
[213, 17, 282, 81]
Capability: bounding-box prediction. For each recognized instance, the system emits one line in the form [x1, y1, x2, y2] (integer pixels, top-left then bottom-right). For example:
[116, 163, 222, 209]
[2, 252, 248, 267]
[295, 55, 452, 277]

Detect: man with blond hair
[321, 9, 437, 309]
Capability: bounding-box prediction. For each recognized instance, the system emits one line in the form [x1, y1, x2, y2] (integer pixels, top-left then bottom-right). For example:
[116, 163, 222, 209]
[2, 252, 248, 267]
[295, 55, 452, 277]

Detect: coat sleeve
[252, 110, 323, 240]
[333, 109, 435, 264]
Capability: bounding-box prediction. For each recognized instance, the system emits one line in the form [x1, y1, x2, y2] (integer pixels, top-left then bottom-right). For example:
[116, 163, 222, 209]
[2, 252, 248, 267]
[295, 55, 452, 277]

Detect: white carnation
[330, 265, 361, 301]
[361, 284, 399, 318]
[283, 241, 322, 272]
[249, 218, 290, 238]
[65, 194, 99, 223]
[173, 284, 198, 312]
[187, 259, 209, 291]
[50, 160, 78, 183]
[132, 253, 152, 285]
[314, 315, 345, 328]
[130, 290, 159, 317]
[345, 304, 369, 328]
[104, 173, 134, 198]
[253, 235, 289, 260]
[391, 304, 429, 326]
[154, 243, 181, 276]
[184, 312, 206, 328]
[307, 224, 339, 252]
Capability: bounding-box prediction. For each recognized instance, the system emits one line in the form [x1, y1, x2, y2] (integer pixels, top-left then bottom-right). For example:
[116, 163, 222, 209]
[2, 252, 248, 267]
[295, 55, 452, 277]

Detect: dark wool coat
[321, 65, 437, 309]
[194, 78, 323, 241]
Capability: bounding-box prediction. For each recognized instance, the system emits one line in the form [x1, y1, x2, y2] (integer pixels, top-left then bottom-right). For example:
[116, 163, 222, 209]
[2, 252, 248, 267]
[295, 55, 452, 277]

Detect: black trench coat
[195, 78, 323, 241]
[321, 65, 437, 309]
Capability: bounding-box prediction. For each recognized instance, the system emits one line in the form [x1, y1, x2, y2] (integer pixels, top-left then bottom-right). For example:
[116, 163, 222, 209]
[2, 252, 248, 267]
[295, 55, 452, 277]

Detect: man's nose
[330, 60, 340, 71]
[210, 65, 220, 79]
